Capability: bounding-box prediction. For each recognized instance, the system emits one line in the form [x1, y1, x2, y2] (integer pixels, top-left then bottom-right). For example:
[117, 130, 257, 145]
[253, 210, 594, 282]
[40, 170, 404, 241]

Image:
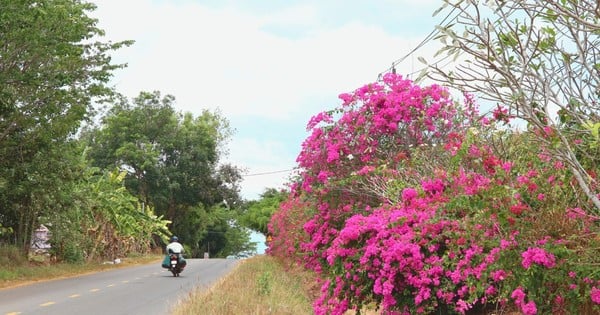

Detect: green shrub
[62, 243, 84, 264]
[0, 244, 26, 267]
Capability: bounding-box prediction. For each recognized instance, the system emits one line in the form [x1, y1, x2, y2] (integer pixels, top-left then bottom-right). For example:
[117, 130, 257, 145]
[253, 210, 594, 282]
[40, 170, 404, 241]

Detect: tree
[426, 0, 600, 212]
[85, 91, 246, 256]
[44, 163, 171, 263]
[194, 205, 257, 258]
[240, 188, 287, 235]
[0, 0, 131, 248]
[84, 91, 180, 205]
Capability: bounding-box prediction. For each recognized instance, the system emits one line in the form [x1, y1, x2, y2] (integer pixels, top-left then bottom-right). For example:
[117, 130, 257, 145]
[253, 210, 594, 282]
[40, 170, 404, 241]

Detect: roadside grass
[0, 244, 161, 289]
[172, 255, 317, 315]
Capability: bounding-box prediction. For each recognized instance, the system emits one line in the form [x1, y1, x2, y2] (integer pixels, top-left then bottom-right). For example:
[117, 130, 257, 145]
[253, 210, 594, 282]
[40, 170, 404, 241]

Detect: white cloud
[261, 3, 320, 28]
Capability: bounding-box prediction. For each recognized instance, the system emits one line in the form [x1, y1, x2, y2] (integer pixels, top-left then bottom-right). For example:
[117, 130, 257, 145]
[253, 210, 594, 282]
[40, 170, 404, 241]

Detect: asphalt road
[0, 258, 239, 315]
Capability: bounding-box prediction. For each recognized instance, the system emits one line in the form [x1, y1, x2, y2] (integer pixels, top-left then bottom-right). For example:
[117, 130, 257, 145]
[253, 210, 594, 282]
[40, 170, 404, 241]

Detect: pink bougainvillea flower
[521, 301, 537, 315]
[511, 287, 526, 303]
[569, 283, 578, 290]
[510, 203, 528, 216]
[492, 105, 512, 124]
[521, 247, 556, 269]
[491, 269, 507, 282]
[307, 111, 334, 130]
[338, 93, 354, 106]
[317, 170, 330, 183]
[591, 287, 600, 305]
[485, 285, 497, 296]
[401, 187, 418, 202]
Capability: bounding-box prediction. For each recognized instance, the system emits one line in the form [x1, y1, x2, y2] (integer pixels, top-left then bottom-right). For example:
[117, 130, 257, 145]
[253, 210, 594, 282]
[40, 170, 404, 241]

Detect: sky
[90, 0, 448, 201]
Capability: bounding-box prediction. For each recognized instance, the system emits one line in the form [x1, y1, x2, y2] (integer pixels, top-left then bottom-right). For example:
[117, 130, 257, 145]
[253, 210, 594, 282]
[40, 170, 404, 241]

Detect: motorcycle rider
[165, 235, 186, 268]
[166, 236, 184, 254]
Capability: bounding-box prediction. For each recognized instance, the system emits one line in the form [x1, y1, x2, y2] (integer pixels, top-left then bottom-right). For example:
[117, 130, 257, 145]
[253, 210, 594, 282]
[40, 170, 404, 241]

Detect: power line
[406, 50, 456, 80]
[377, 6, 458, 80]
[242, 169, 295, 177]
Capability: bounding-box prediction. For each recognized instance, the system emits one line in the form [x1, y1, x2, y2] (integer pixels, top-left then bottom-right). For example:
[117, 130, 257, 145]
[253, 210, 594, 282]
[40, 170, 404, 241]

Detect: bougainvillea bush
[268, 73, 600, 314]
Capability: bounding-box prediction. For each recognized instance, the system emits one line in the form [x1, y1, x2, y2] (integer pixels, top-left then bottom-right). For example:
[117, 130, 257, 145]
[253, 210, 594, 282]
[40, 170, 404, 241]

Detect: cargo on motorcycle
[161, 236, 187, 277]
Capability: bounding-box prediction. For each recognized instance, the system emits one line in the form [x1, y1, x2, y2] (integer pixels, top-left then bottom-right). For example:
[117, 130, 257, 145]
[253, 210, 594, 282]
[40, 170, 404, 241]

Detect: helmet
[170, 236, 179, 242]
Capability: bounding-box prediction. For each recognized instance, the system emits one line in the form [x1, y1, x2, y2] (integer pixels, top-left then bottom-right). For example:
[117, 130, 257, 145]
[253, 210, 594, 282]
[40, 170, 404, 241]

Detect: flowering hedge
[268, 74, 600, 314]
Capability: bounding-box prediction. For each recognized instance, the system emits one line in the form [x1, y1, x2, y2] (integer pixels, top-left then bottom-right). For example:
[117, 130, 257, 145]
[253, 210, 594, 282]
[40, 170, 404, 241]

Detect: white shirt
[166, 242, 184, 254]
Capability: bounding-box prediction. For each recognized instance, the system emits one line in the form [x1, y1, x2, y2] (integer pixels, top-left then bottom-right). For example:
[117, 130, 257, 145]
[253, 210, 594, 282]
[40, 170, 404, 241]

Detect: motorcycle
[168, 253, 184, 277]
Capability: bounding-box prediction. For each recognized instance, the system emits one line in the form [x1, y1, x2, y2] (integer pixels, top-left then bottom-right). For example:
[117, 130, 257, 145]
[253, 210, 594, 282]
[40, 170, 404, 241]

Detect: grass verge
[172, 255, 316, 315]
[0, 247, 161, 290]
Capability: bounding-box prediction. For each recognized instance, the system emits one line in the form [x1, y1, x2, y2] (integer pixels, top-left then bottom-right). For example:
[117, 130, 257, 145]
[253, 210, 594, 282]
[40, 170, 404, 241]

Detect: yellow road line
[89, 288, 100, 292]
[107, 284, 115, 287]
[40, 301, 55, 307]
[121, 280, 129, 283]
[5, 312, 22, 315]
[69, 294, 81, 298]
